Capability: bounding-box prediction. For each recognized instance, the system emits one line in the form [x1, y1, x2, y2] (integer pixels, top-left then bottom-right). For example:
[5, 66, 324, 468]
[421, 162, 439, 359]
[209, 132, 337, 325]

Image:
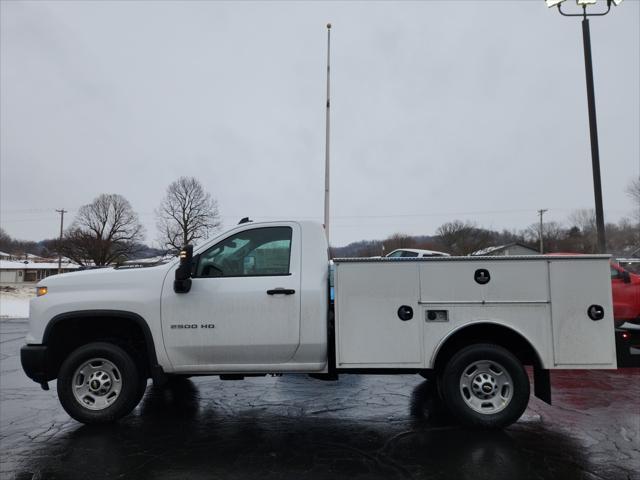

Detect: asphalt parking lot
[1, 319, 639, 480]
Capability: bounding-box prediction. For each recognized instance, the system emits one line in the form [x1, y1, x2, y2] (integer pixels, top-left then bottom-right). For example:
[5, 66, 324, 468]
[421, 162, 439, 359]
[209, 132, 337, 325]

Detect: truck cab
[161, 221, 329, 372]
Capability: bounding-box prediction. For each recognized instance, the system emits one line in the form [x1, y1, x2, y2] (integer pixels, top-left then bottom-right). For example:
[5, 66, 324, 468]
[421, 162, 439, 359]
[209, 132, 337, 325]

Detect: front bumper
[20, 345, 53, 384]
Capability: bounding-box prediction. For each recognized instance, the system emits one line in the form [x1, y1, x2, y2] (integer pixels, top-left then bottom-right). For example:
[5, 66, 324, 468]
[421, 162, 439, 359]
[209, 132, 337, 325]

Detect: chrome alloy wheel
[72, 358, 122, 411]
[459, 360, 513, 414]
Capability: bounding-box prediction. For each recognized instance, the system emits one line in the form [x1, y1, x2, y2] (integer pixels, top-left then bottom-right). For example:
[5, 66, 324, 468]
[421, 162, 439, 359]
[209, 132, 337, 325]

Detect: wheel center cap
[88, 371, 111, 394]
[482, 383, 493, 393]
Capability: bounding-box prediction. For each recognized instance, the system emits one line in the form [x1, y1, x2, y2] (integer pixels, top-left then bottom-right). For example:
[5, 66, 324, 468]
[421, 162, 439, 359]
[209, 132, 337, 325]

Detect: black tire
[441, 343, 530, 429]
[57, 342, 147, 424]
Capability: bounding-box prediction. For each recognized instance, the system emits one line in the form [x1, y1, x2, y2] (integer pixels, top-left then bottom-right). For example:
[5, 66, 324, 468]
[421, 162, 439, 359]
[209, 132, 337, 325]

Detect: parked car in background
[386, 248, 450, 258]
[610, 262, 640, 327]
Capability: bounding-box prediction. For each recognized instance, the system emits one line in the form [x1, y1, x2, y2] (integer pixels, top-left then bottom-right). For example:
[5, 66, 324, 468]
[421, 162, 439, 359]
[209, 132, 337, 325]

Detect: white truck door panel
[161, 223, 301, 368]
[335, 262, 422, 366]
[550, 259, 616, 367]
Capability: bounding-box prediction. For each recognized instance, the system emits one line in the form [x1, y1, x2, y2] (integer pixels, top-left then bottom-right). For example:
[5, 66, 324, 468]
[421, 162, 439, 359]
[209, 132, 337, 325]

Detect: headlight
[36, 286, 48, 297]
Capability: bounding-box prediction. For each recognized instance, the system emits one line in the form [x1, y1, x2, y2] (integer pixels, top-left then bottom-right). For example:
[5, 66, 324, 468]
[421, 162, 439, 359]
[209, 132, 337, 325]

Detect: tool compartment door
[550, 258, 616, 367]
[334, 262, 422, 367]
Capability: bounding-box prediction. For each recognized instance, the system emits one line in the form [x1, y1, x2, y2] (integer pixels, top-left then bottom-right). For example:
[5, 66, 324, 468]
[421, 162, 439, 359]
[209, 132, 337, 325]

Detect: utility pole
[538, 209, 548, 254]
[324, 23, 331, 243]
[56, 209, 67, 274]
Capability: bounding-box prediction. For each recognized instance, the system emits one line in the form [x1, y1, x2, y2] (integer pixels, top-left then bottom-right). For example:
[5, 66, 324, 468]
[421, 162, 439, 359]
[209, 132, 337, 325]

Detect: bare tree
[383, 233, 416, 254]
[0, 227, 47, 258]
[568, 209, 597, 253]
[330, 239, 383, 258]
[627, 176, 640, 203]
[156, 177, 221, 251]
[627, 176, 640, 222]
[524, 221, 565, 252]
[435, 220, 492, 255]
[0, 227, 11, 253]
[62, 194, 144, 266]
[606, 218, 640, 256]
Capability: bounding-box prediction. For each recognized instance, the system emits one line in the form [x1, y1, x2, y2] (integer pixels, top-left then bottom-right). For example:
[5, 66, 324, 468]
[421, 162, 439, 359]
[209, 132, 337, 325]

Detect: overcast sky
[1, 0, 638, 248]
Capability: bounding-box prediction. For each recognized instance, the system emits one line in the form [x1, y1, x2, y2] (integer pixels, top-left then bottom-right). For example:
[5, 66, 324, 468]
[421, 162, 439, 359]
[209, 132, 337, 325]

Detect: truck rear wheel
[441, 343, 529, 429]
[57, 342, 146, 424]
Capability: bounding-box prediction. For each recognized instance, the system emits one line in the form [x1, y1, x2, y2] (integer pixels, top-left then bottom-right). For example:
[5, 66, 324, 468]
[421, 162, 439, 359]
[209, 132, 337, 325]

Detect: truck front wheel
[57, 342, 146, 424]
[441, 343, 529, 429]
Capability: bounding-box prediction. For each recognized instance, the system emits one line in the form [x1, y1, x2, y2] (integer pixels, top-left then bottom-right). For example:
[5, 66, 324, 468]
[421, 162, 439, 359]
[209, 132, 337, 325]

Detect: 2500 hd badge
[170, 324, 215, 329]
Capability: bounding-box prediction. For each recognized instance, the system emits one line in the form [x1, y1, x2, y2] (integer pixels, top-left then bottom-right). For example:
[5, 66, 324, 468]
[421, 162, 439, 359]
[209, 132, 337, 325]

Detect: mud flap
[533, 367, 551, 405]
[151, 365, 168, 387]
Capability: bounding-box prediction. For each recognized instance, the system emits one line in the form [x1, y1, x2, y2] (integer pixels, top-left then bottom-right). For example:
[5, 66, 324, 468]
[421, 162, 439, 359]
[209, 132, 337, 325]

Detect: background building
[471, 243, 540, 257]
[0, 260, 79, 283]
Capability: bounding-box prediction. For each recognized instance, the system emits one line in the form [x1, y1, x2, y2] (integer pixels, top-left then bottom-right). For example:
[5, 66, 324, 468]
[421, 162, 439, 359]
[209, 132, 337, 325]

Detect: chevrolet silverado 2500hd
[21, 221, 617, 428]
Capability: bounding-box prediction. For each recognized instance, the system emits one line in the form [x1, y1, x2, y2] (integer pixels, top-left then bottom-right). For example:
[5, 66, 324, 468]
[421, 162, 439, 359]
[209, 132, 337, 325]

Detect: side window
[387, 251, 403, 258]
[196, 227, 292, 278]
[610, 266, 621, 280]
[401, 251, 419, 258]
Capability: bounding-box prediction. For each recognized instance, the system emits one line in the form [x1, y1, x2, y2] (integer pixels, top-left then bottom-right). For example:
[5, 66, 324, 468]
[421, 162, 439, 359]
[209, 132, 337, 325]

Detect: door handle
[267, 288, 296, 295]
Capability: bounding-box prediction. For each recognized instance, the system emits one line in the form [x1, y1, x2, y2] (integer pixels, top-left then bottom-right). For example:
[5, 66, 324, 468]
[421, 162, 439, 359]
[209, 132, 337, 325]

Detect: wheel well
[432, 323, 542, 374]
[43, 312, 155, 380]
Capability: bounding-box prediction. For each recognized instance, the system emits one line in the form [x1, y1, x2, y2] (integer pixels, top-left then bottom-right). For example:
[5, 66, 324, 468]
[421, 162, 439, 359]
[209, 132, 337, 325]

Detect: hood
[38, 262, 177, 291]
[27, 261, 178, 345]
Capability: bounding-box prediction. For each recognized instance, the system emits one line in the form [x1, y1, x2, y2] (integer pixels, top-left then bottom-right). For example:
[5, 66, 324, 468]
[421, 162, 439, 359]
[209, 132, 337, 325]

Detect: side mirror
[174, 245, 194, 294]
[622, 270, 631, 284]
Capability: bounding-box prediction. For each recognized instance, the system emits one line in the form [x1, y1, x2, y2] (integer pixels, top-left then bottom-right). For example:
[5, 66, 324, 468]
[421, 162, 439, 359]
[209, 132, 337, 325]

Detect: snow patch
[0, 286, 34, 318]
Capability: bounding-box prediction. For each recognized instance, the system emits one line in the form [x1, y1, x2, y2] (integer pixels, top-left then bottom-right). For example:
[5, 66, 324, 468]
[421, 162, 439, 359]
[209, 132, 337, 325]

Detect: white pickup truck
[21, 220, 617, 428]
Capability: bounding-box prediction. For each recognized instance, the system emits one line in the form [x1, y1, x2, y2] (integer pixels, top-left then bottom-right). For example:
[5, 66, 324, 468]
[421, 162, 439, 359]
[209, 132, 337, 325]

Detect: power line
[0, 207, 631, 224]
[0, 208, 78, 214]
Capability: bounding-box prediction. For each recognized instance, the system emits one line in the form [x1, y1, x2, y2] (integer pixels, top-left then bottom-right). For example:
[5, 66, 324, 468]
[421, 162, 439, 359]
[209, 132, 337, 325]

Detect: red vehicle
[610, 262, 640, 327]
[610, 263, 640, 368]
[546, 255, 640, 366]
[546, 254, 640, 327]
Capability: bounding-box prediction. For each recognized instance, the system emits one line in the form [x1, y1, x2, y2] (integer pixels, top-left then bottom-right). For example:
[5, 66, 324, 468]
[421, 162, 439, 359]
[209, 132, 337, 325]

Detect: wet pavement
[1, 319, 639, 480]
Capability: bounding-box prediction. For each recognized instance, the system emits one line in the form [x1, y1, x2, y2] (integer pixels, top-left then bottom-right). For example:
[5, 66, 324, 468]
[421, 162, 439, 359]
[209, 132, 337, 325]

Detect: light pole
[545, 0, 624, 253]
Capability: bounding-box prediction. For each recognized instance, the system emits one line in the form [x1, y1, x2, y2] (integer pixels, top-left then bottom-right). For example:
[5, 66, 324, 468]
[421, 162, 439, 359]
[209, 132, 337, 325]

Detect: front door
[161, 223, 301, 370]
